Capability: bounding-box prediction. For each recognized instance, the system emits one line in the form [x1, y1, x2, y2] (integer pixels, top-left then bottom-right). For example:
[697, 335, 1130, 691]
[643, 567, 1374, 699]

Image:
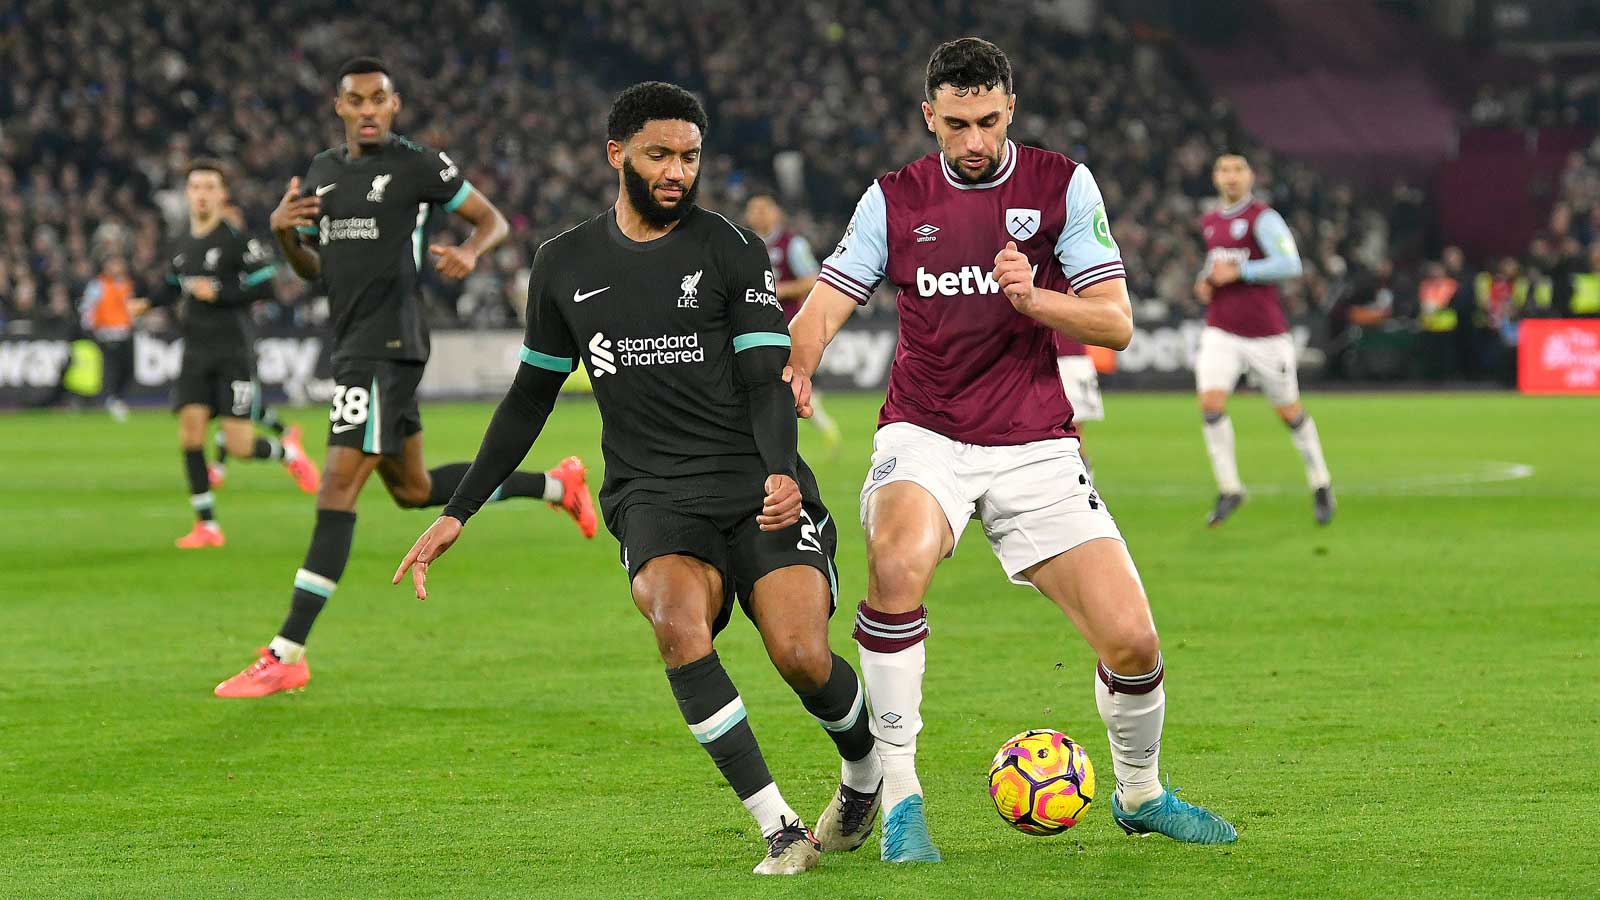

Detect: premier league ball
[987, 729, 1095, 835]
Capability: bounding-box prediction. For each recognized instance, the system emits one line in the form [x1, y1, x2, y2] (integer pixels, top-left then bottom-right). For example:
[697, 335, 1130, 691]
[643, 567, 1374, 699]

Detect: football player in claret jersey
[744, 193, 842, 454]
[213, 58, 596, 698]
[1195, 153, 1333, 526]
[788, 38, 1237, 858]
[141, 158, 320, 550]
[395, 82, 881, 876]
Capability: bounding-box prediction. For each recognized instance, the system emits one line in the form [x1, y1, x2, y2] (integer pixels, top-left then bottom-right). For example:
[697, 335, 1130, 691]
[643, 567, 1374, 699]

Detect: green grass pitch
[3, 391, 1597, 897]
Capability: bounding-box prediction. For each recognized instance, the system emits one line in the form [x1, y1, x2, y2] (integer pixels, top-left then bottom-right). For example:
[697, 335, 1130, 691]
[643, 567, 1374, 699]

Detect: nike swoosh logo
[315, 183, 337, 196]
[573, 286, 610, 303]
[331, 423, 359, 433]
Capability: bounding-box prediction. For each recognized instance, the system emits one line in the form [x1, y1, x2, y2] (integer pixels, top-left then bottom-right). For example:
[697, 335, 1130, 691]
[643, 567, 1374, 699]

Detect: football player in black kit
[394, 83, 881, 876]
[214, 58, 595, 698]
[144, 158, 321, 550]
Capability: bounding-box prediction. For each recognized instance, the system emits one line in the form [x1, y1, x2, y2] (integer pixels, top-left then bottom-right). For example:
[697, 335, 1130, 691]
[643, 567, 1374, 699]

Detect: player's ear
[1007, 94, 1016, 124]
[606, 140, 624, 172]
[391, 92, 402, 114]
[922, 101, 935, 133]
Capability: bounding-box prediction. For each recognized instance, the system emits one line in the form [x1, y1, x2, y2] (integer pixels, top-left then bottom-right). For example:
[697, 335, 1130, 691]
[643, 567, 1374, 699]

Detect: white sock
[278, 440, 297, 463]
[1288, 415, 1331, 489]
[1094, 658, 1166, 811]
[742, 782, 801, 837]
[541, 473, 565, 503]
[1201, 414, 1243, 494]
[841, 748, 883, 793]
[268, 635, 305, 664]
[199, 520, 221, 533]
[857, 639, 927, 811]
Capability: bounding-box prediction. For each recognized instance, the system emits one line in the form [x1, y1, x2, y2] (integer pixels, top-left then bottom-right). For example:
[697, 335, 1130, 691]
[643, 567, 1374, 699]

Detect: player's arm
[393, 247, 574, 599]
[776, 235, 820, 301]
[420, 150, 508, 279]
[1237, 210, 1302, 283]
[727, 231, 804, 530]
[996, 165, 1132, 350]
[787, 183, 889, 412]
[208, 236, 278, 307]
[270, 177, 321, 280]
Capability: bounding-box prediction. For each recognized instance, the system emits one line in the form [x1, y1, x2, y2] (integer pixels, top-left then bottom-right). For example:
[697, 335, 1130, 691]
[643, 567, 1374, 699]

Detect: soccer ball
[987, 729, 1095, 835]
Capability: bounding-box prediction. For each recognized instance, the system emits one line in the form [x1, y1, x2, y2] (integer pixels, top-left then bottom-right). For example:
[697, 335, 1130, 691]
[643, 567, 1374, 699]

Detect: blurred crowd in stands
[2, 0, 1597, 383]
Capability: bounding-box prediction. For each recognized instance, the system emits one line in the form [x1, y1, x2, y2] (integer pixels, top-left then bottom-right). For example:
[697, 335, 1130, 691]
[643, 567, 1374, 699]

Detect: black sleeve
[215, 234, 277, 307]
[442, 363, 566, 524]
[150, 272, 183, 308]
[723, 227, 797, 480]
[442, 242, 577, 523]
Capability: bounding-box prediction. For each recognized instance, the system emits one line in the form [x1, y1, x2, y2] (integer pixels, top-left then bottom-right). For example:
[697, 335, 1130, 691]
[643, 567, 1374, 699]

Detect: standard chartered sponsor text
[618, 332, 704, 367]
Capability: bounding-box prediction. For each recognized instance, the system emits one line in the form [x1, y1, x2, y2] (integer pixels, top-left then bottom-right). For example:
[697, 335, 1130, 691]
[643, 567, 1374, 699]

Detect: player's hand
[184, 277, 219, 302]
[269, 177, 320, 235]
[758, 474, 802, 532]
[1194, 279, 1214, 304]
[1208, 259, 1241, 286]
[429, 244, 478, 279]
[393, 516, 463, 601]
[784, 365, 814, 419]
[993, 241, 1036, 314]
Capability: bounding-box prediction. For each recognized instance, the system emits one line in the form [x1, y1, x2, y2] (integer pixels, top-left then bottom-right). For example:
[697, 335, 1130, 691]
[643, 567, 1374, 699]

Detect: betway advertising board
[0, 318, 1312, 408]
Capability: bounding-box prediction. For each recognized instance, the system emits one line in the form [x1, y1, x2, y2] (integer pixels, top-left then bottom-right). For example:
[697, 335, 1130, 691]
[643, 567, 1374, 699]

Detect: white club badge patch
[1229, 218, 1249, 240]
[1005, 208, 1041, 241]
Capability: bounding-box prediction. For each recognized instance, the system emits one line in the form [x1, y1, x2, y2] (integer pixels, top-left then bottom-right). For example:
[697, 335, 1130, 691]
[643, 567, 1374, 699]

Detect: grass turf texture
[2, 391, 1597, 898]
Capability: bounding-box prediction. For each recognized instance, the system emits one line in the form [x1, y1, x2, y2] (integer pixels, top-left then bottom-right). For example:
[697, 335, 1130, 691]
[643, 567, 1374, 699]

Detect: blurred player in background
[137, 158, 320, 550]
[789, 38, 1236, 861]
[745, 193, 842, 456]
[396, 83, 880, 875]
[1055, 333, 1103, 473]
[1195, 153, 1333, 527]
[213, 57, 596, 698]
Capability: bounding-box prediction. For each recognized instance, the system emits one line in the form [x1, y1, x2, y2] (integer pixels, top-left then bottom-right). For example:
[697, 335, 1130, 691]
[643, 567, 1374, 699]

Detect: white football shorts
[1056, 354, 1104, 422]
[860, 422, 1123, 587]
[1195, 325, 1300, 406]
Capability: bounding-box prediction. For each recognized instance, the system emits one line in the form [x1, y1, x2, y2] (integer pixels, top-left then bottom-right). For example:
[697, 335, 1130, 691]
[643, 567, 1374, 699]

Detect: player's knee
[770, 637, 831, 693]
[389, 484, 430, 509]
[1277, 403, 1305, 427]
[1103, 627, 1161, 675]
[867, 547, 937, 611]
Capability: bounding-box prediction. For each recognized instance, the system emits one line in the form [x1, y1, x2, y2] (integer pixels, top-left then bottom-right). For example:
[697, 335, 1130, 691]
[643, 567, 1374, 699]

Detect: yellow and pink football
[987, 729, 1095, 835]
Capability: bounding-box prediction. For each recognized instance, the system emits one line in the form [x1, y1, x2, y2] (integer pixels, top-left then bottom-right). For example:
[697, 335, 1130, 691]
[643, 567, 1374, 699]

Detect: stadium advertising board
[1518, 319, 1600, 394]
[0, 317, 1316, 408]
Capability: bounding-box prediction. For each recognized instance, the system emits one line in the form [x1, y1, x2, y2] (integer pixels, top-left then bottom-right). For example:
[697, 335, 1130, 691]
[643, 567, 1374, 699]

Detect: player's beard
[943, 146, 1003, 183]
[623, 159, 699, 227]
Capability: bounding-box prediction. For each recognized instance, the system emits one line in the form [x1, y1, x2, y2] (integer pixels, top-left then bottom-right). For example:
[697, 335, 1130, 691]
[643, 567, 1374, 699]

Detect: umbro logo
[913, 223, 939, 243]
[315, 183, 337, 196]
[573, 286, 609, 303]
[879, 712, 903, 726]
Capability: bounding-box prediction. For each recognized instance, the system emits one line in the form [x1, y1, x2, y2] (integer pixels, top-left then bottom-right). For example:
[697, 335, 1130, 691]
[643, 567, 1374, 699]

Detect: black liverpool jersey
[520, 206, 798, 519]
[156, 223, 276, 356]
[297, 134, 473, 363]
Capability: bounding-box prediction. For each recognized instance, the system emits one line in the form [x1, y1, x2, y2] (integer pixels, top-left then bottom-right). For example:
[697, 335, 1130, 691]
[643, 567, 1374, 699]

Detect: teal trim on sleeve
[443, 181, 474, 213]
[241, 265, 278, 287]
[520, 345, 577, 372]
[733, 332, 792, 352]
[294, 225, 317, 235]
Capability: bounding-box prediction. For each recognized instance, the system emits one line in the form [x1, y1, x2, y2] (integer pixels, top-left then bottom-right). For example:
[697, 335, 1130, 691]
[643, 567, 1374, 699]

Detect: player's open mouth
[358, 123, 379, 137]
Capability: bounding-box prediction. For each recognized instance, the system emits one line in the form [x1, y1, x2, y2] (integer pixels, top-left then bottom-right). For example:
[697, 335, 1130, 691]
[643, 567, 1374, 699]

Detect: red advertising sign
[1519, 319, 1600, 394]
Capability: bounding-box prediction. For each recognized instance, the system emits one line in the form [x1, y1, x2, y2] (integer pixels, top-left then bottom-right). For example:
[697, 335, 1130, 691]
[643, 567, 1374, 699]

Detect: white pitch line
[1104, 461, 1537, 498]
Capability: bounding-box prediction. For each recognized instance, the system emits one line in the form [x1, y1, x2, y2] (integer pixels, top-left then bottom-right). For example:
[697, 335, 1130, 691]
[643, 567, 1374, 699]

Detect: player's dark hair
[336, 56, 394, 91]
[184, 157, 230, 186]
[1216, 151, 1251, 167]
[925, 37, 1012, 101]
[606, 81, 708, 143]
